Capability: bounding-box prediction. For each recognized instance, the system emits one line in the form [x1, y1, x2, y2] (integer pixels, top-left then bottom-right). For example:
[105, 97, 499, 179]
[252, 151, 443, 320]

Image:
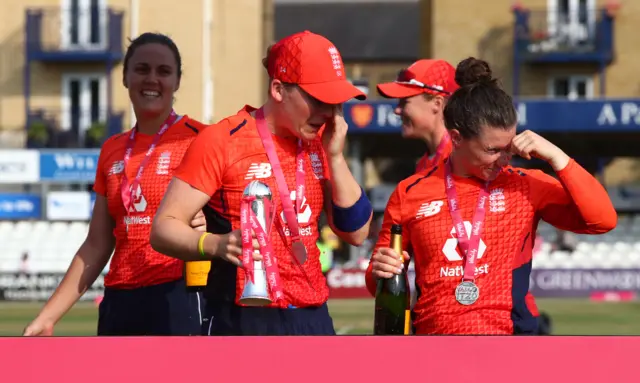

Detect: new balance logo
[416, 200, 444, 219]
[109, 161, 124, 175]
[245, 163, 272, 180]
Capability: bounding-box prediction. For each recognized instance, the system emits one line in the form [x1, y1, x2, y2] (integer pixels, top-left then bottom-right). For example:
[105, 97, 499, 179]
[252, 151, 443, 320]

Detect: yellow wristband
[198, 232, 211, 259]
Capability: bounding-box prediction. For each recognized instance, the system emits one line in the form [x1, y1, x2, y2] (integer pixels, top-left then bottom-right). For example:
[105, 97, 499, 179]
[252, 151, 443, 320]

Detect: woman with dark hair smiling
[24, 33, 208, 336]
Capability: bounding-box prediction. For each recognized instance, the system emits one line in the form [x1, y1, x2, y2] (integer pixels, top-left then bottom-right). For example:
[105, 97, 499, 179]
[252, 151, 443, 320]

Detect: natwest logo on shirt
[440, 220, 490, 278]
[124, 215, 151, 225]
[439, 264, 489, 278]
[280, 190, 312, 224]
[280, 190, 314, 237]
[281, 225, 314, 237]
[123, 185, 150, 227]
[128, 185, 147, 213]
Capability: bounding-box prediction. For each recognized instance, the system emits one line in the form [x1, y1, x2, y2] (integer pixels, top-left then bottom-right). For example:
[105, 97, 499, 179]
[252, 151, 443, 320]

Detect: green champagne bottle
[373, 224, 410, 335]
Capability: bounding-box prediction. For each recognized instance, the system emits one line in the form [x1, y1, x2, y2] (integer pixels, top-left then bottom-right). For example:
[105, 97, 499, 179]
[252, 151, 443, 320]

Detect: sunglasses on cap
[395, 69, 451, 96]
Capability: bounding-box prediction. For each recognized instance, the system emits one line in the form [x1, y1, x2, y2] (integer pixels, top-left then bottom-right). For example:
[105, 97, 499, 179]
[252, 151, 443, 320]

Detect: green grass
[1, 298, 639, 336]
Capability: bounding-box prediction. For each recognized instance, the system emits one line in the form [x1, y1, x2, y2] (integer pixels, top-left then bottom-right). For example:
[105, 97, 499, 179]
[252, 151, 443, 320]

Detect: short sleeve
[93, 141, 112, 196]
[174, 124, 227, 197]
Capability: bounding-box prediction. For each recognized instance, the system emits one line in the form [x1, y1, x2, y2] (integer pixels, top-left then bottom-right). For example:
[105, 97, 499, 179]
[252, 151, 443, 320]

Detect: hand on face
[322, 105, 348, 158]
[510, 130, 570, 171]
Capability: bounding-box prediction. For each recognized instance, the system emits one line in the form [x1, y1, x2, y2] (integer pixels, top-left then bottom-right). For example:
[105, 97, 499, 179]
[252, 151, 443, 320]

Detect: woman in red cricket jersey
[375, 58, 548, 333]
[24, 33, 208, 336]
[150, 31, 373, 335]
[367, 57, 617, 335]
[376, 59, 458, 172]
[375, 60, 458, 323]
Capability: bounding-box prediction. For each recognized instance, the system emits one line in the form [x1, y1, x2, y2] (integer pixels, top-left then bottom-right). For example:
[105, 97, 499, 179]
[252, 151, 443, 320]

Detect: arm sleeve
[173, 125, 227, 197]
[92, 143, 110, 197]
[528, 159, 617, 234]
[365, 186, 411, 296]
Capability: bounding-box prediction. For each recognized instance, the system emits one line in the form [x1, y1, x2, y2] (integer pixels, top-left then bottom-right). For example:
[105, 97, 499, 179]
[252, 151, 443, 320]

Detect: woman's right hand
[370, 247, 410, 279]
[214, 229, 262, 267]
[23, 317, 55, 336]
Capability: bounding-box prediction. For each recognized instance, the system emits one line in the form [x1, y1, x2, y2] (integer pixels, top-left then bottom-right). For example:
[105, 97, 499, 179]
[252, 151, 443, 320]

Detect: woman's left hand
[190, 210, 207, 232]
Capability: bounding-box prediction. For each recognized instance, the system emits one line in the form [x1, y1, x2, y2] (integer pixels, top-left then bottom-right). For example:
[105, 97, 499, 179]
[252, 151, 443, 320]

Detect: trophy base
[239, 296, 272, 306]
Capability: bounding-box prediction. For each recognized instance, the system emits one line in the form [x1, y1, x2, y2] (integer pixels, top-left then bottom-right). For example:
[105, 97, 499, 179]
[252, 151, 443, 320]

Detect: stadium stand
[0, 215, 638, 273]
[533, 217, 640, 269]
[0, 221, 110, 273]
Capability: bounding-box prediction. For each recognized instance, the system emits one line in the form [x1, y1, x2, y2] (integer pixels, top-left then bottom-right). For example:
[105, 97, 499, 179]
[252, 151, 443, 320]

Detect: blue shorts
[204, 301, 336, 336]
[97, 279, 205, 336]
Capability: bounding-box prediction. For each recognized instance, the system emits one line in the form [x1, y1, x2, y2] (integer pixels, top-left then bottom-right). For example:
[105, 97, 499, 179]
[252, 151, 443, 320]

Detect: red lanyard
[120, 110, 178, 214]
[443, 159, 489, 305]
[240, 196, 284, 302]
[254, 108, 308, 264]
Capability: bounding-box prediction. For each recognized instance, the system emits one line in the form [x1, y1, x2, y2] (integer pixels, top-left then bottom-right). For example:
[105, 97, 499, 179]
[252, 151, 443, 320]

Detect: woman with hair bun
[366, 57, 617, 335]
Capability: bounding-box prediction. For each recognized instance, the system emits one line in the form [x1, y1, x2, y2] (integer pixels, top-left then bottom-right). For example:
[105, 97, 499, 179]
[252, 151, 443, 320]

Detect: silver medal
[455, 281, 480, 305]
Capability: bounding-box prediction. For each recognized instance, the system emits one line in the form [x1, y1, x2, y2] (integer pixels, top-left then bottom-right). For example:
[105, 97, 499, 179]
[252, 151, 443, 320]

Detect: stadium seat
[0, 221, 91, 273]
[532, 215, 639, 269]
[0, 216, 638, 273]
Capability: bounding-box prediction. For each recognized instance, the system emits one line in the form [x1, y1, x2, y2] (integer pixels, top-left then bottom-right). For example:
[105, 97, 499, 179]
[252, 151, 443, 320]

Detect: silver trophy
[239, 180, 274, 306]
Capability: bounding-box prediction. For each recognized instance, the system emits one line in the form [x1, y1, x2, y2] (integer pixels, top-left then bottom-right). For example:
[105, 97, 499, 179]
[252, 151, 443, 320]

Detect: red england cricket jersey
[93, 116, 207, 289]
[414, 138, 542, 317]
[366, 158, 616, 334]
[174, 105, 330, 309]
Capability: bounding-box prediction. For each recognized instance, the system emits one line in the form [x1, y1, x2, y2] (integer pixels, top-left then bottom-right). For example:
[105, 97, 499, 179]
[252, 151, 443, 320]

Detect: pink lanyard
[433, 132, 451, 164]
[240, 196, 284, 302]
[417, 132, 450, 171]
[254, 108, 308, 264]
[120, 110, 178, 214]
[443, 159, 489, 283]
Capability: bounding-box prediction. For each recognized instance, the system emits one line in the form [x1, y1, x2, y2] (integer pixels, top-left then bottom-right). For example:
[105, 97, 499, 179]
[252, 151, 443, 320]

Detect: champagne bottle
[184, 261, 211, 293]
[373, 224, 410, 335]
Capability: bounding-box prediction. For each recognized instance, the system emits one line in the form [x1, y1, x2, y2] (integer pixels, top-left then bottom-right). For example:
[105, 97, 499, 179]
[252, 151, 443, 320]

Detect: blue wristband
[331, 187, 372, 233]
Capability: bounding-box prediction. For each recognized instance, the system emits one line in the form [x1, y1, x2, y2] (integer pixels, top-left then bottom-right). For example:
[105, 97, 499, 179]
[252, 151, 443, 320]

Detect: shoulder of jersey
[178, 117, 208, 136]
[501, 165, 532, 178]
[100, 130, 129, 152]
[205, 112, 255, 139]
[398, 162, 442, 196]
